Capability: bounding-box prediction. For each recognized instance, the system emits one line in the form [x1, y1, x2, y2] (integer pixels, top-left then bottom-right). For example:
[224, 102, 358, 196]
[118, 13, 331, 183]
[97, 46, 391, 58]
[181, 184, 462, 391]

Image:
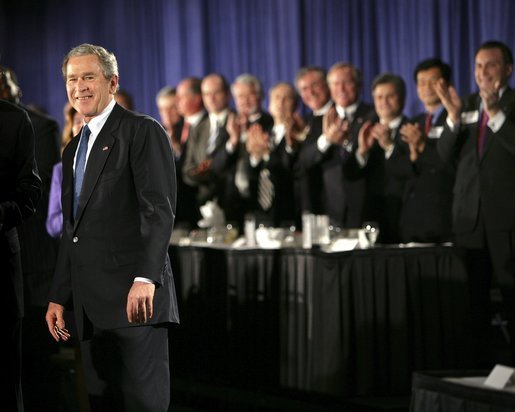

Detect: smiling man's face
[65, 54, 118, 122]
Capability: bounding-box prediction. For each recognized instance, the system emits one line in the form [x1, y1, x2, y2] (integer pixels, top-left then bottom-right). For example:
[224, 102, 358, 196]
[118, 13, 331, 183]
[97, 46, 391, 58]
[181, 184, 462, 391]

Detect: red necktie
[180, 121, 190, 145]
[424, 113, 432, 134]
[477, 111, 489, 157]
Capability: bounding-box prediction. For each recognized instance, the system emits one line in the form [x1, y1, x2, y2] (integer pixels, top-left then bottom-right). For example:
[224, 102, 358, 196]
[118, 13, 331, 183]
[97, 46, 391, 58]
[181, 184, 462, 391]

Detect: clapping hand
[435, 78, 462, 124]
[323, 106, 350, 145]
[400, 123, 425, 162]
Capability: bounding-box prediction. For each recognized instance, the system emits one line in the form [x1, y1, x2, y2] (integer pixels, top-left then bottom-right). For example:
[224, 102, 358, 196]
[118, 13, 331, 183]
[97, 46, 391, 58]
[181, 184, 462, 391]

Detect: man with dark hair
[396, 57, 455, 243]
[349, 72, 409, 243]
[436, 40, 515, 364]
[0, 96, 41, 412]
[0, 64, 62, 410]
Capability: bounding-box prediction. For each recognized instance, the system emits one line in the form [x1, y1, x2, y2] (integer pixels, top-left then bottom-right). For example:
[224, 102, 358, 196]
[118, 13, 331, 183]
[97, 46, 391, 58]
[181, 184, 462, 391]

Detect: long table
[168, 244, 476, 397]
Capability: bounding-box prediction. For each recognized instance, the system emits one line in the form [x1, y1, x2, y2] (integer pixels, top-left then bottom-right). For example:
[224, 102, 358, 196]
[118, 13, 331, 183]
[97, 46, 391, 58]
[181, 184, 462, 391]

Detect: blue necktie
[74, 124, 91, 218]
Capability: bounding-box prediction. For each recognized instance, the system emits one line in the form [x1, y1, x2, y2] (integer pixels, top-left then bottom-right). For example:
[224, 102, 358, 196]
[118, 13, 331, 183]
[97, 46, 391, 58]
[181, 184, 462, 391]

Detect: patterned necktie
[477, 110, 489, 158]
[74, 124, 91, 218]
[257, 167, 274, 211]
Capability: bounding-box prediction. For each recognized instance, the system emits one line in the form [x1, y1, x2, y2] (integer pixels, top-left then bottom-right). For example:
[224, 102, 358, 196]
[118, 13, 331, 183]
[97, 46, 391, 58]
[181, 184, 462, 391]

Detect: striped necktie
[257, 167, 274, 211]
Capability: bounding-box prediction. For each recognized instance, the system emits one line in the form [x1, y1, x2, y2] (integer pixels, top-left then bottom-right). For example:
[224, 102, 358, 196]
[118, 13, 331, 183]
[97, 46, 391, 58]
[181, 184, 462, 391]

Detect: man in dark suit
[45, 43, 179, 411]
[347, 73, 410, 243]
[294, 66, 333, 218]
[210, 73, 274, 229]
[397, 58, 455, 243]
[0, 64, 62, 410]
[298, 62, 375, 229]
[245, 82, 304, 227]
[0, 98, 41, 412]
[436, 40, 515, 364]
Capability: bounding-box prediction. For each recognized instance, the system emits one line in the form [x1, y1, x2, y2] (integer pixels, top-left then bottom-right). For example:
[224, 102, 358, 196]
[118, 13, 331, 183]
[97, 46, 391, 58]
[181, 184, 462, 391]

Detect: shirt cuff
[225, 140, 236, 154]
[134, 277, 154, 284]
[355, 152, 368, 167]
[488, 110, 506, 133]
[317, 134, 330, 152]
[446, 116, 460, 132]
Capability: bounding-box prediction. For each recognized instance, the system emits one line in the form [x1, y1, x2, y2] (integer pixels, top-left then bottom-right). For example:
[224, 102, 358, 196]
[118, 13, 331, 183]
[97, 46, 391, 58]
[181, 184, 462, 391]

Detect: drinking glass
[362, 221, 380, 247]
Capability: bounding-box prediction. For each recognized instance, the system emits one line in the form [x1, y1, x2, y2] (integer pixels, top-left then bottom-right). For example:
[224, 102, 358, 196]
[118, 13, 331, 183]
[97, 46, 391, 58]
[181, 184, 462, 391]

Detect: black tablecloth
[169, 244, 476, 397]
[410, 370, 515, 412]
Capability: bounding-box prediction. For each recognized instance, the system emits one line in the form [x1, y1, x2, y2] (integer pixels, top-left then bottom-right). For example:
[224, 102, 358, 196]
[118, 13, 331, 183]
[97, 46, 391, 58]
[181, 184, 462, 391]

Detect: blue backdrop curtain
[1, 0, 514, 128]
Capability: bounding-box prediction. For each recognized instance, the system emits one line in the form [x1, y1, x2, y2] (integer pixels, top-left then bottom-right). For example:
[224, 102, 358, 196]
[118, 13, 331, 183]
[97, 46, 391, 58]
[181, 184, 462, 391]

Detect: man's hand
[400, 122, 426, 162]
[127, 281, 156, 324]
[245, 123, 269, 160]
[323, 106, 350, 145]
[371, 123, 393, 152]
[46, 302, 70, 342]
[435, 79, 462, 124]
[480, 80, 501, 118]
[357, 120, 375, 157]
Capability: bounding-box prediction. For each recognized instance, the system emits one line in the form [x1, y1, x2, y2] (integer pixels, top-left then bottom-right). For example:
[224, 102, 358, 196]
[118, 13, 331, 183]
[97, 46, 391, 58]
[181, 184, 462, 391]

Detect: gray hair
[62, 43, 119, 91]
[231, 73, 263, 98]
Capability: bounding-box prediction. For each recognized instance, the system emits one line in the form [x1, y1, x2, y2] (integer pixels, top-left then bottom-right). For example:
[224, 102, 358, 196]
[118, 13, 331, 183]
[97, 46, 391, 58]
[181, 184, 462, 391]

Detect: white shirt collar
[313, 100, 333, 116]
[209, 109, 229, 128]
[380, 115, 403, 130]
[336, 101, 359, 119]
[85, 98, 116, 137]
[272, 124, 286, 145]
[185, 109, 206, 127]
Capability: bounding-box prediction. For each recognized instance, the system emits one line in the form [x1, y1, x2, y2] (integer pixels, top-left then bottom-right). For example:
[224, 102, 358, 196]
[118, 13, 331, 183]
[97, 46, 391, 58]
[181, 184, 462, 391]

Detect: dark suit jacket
[0, 100, 41, 318]
[296, 112, 325, 216]
[398, 110, 454, 243]
[300, 102, 375, 228]
[247, 134, 299, 227]
[437, 88, 515, 238]
[17, 105, 61, 306]
[210, 110, 274, 228]
[345, 115, 410, 243]
[48, 103, 179, 339]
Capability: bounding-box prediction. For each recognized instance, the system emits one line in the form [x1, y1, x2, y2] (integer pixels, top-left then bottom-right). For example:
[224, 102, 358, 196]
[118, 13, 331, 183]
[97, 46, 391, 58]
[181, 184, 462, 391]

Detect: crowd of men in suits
[160, 58, 456, 245]
[156, 39, 515, 365]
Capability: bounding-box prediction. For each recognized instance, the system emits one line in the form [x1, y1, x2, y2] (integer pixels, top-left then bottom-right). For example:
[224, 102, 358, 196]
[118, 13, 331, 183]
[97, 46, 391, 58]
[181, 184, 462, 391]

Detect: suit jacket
[398, 110, 454, 243]
[17, 105, 61, 306]
[210, 110, 274, 228]
[48, 103, 179, 339]
[247, 133, 299, 227]
[296, 112, 325, 215]
[182, 112, 227, 206]
[437, 88, 515, 236]
[345, 114, 410, 243]
[0, 100, 41, 318]
[299, 102, 375, 228]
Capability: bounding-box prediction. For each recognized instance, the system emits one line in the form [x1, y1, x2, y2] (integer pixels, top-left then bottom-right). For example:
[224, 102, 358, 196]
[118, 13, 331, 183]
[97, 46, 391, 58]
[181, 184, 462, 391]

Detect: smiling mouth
[76, 96, 92, 101]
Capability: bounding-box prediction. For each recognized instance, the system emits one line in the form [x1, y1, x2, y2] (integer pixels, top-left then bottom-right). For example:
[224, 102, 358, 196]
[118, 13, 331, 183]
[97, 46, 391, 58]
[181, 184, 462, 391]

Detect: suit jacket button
[72, 236, 79, 243]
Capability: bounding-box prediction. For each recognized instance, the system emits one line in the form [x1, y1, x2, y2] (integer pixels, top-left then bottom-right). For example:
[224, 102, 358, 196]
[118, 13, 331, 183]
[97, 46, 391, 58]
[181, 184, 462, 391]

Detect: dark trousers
[456, 211, 515, 365]
[80, 324, 170, 412]
[5, 317, 23, 412]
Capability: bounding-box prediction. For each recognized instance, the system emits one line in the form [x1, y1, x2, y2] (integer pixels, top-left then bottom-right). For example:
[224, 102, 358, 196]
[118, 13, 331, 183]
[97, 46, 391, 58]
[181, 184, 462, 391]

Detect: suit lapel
[74, 105, 122, 226]
[62, 137, 79, 232]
